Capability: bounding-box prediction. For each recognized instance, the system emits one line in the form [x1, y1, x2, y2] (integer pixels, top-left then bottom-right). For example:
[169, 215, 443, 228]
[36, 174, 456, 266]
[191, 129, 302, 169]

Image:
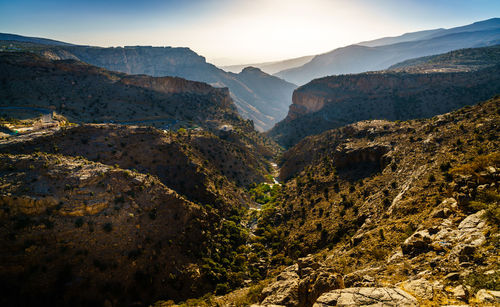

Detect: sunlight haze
[1, 0, 499, 65]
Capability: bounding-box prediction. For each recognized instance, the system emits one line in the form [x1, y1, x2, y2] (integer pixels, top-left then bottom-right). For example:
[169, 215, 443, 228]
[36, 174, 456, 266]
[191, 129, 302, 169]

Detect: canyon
[0, 23, 499, 307]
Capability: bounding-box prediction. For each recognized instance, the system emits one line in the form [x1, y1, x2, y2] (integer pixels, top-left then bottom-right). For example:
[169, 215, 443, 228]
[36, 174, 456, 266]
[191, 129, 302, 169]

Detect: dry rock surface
[313, 287, 418, 307]
[260, 256, 343, 307]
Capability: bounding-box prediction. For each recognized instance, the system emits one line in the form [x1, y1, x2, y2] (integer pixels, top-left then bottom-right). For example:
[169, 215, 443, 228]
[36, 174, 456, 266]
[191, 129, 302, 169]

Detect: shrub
[215, 283, 229, 295]
[464, 270, 500, 293]
[102, 222, 113, 233]
[114, 196, 125, 204]
[371, 247, 387, 261]
[450, 152, 500, 180]
[75, 218, 84, 228]
[244, 283, 266, 304]
[149, 208, 157, 220]
[439, 162, 451, 172]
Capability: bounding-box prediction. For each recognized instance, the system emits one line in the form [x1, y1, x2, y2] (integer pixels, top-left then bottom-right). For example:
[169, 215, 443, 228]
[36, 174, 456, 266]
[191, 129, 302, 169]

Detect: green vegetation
[199, 208, 252, 293]
[465, 270, 500, 294]
[248, 183, 281, 205]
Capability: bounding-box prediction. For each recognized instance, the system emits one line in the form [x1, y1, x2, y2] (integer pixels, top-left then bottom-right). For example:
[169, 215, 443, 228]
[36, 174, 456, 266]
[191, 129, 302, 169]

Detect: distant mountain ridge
[0, 39, 296, 131]
[389, 44, 500, 72]
[275, 18, 500, 85]
[357, 28, 445, 47]
[0, 32, 75, 46]
[221, 55, 314, 74]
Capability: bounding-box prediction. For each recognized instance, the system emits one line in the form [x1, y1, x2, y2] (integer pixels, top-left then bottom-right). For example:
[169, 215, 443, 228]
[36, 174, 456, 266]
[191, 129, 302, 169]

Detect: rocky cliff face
[60, 46, 207, 77]
[120, 74, 230, 97]
[0, 41, 297, 131]
[0, 52, 238, 131]
[287, 91, 326, 120]
[269, 64, 500, 148]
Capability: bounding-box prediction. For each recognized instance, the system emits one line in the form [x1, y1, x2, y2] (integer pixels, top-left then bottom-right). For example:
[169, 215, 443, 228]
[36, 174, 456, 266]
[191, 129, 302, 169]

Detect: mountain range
[221, 55, 315, 75]
[2, 18, 499, 133]
[0, 38, 296, 131]
[274, 18, 500, 85]
[269, 45, 500, 147]
[1, 17, 499, 307]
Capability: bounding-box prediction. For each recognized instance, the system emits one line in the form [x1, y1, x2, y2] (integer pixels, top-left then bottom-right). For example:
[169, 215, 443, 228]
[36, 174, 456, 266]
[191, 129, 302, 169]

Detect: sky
[0, 0, 499, 65]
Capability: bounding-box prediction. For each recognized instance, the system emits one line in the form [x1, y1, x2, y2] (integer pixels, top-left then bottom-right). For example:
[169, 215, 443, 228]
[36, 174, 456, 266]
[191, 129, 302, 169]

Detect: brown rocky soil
[0, 152, 211, 306]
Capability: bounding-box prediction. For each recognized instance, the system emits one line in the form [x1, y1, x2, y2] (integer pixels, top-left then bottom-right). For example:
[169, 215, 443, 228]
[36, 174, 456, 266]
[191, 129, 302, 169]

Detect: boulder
[260, 256, 343, 306]
[401, 230, 432, 257]
[475, 289, 500, 304]
[343, 267, 380, 287]
[432, 198, 457, 218]
[457, 245, 477, 263]
[313, 287, 418, 306]
[298, 270, 344, 306]
[452, 285, 469, 301]
[457, 210, 486, 231]
[261, 265, 300, 306]
[402, 278, 434, 300]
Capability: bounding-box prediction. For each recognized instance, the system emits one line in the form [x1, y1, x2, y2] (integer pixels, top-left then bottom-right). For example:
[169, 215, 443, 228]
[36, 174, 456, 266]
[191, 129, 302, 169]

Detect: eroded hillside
[0, 152, 211, 306]
[0, 120, 284, 306]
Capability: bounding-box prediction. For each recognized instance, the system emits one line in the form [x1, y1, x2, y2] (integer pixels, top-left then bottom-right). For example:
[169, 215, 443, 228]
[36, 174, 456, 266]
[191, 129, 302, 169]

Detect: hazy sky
[1, 0, 499, 65]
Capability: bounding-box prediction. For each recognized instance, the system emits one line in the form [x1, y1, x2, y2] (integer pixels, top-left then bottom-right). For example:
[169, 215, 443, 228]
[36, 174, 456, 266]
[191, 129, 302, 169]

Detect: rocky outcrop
[261, 264, 300, 306]
[313, 287, 418, 306]
[279, 127, 391, 181]
[401, 229, 434, 257]
[400, 278, 436, 301]
[288, 91, 326, 120]
[402, 209, 487, 261]
[475, 289, 500, 304]
[260, 256, 344, 307]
